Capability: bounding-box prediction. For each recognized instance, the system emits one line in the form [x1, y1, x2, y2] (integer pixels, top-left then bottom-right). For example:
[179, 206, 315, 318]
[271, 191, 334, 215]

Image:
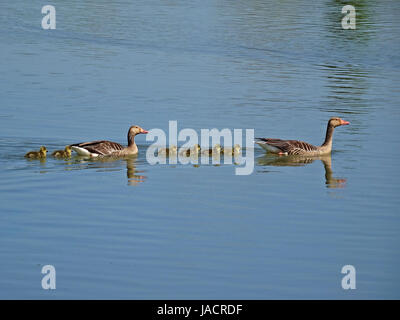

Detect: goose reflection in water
[257, 154, 346, 189]
[125, 157, 146, 186]
[66, 155, 146, 186]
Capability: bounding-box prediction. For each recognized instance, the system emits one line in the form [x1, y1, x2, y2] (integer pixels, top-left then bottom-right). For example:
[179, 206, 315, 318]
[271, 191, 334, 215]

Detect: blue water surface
[0, 0, 399, 299]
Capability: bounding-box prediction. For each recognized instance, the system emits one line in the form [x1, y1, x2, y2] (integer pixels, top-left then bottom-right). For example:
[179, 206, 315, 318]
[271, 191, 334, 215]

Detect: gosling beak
[341, 120, 350, 125]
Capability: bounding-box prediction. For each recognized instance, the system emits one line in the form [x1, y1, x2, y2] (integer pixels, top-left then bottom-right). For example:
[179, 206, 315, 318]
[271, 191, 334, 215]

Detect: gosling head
[39, 146, 47, 156]
[169, 145, 178, 153]
[328, 117, 350, 128]
[233, 144, 241, 152]
[65, 145, 72, 156]
[213, 144, 221, 152]
[193, 144, 201, 152]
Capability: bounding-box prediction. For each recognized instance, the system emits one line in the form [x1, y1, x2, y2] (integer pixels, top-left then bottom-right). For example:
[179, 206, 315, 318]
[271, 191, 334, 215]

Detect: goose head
[329, 117, 350, 128]
[129, 125, 149, 136]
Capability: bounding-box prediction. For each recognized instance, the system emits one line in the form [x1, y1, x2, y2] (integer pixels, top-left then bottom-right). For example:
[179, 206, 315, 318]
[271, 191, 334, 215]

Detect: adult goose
[255, 117, 349, 156]
[71, 125, 148, 157]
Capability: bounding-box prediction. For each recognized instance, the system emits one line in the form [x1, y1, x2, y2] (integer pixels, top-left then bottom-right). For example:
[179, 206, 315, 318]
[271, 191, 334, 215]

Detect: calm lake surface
[1, 0, 399, 299]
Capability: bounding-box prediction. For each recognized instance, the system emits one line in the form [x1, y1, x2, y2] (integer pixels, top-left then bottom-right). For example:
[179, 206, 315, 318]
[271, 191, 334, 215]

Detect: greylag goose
[25, 146, 48, 159]
[158, 145, 178, 156]
[202, 144, 222, 155]
[255, 117, 349, 156]
[52, 145, 72, 158]
[71, 125, 148, 157]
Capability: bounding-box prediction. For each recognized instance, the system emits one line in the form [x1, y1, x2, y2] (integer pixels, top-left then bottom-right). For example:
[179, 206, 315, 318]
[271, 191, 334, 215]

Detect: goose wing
[71, 140, 124, 155]
[255, 138, 318, 155]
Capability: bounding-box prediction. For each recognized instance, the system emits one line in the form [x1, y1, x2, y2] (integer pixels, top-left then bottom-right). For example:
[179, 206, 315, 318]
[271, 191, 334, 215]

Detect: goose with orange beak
[255, 117, 350, 156]
[71, 125, 148, 157]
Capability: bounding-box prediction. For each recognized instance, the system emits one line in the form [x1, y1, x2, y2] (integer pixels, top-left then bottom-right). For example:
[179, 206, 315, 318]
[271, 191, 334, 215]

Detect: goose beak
[141, 129, 149, 134]
[341, 120, 350, 125]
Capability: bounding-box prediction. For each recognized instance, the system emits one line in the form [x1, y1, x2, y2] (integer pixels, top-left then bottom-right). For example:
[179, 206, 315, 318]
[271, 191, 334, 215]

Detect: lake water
[0, 0, 399, 299]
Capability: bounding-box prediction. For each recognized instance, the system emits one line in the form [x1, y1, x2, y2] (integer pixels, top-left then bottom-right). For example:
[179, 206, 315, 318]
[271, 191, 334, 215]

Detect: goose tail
[254, 138, 268, 145]
[71, 146, 92, 156]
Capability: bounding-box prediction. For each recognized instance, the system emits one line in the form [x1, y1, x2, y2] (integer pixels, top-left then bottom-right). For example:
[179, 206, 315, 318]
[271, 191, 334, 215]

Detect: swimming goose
[52, 145, 72, 158]
[255, 117, 349, 156]
[25, 146, 48, 159]
[71, 125, 148, 157]
[158, 145, 178, 156]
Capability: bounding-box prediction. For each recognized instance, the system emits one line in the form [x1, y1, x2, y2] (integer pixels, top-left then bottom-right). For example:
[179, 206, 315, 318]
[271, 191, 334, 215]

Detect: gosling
[180, 144, 201, 157]
[202, 144, 221, 156]
[222, 144, 241, 155]
[158, 145, 178, 156]
[52, 145, 72, 158]
[25, 146, 48, 159]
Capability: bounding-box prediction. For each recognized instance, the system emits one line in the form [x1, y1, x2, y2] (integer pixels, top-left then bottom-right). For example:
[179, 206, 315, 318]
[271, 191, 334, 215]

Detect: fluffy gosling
[158, 145, 178, 156]
[52, 145, 72, 158]
[180, 144, 201, 157]
[222, 144, 241, 155]
[202, 144, 221, 155]
[25, 146, 48, 159]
